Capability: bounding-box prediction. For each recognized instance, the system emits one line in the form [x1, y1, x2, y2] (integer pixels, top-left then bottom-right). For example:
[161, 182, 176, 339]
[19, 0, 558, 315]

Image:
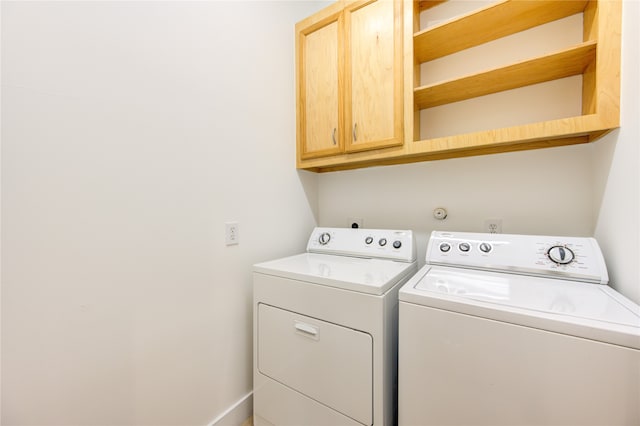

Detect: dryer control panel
[426, 231, 609, 284]
[307, 227, 416, 263]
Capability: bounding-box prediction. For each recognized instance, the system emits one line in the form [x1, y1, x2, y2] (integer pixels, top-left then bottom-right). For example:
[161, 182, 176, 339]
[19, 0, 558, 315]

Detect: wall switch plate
[347, 217, 363, 229]
[225, 222, 239, 245]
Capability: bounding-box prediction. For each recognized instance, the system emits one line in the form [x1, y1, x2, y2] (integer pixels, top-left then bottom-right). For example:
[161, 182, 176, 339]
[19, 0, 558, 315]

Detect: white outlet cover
[484, 219, 502, 234]
[225, 222, 239, 245]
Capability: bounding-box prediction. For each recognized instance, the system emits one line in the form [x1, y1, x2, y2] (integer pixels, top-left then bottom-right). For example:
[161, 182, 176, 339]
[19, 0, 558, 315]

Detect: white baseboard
[208, 391, 253, 426]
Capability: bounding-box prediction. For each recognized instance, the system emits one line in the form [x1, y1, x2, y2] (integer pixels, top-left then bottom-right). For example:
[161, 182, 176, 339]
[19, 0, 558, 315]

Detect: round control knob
[547, 245, 575, 265]
[365, 236, 373, 245]
[318, 232, 331, 245]
[459, 242, 471, 252]
[393, 240, 402, 249]
[379, 238, 387, 247]
[479, 243, 492, 253]
[439, 242, 451, 253]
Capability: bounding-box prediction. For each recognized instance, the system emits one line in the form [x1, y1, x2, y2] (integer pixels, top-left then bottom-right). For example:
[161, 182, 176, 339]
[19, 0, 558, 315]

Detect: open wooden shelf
[409, 0, 620, 171]
[414, 0, 588, 63]
[414, 41, 597, 109]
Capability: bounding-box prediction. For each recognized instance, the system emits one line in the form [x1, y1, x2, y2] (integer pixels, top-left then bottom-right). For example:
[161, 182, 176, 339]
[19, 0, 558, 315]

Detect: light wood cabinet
[345, 0, 403, 153]
[297, 0, 621, 172]
[296, 0, 404, 163]
[297, 9, 343, 159]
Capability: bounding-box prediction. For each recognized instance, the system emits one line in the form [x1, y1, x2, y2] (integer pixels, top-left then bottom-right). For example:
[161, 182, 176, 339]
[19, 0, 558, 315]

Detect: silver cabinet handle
[332, 128, 337, 145]
[353, 123, 357, 142]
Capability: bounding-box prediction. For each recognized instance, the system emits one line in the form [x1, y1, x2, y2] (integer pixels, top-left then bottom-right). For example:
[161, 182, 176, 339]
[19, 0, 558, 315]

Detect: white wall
[2, 1, 639, 425]
[319, 1, 640, 305]
[593, 0, 640, 304]
[319, 144, 595, 263]
[1, 1, 322, 424]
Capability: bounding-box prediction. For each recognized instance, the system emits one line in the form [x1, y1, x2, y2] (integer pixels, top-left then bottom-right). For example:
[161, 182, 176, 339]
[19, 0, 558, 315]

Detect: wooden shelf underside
[299, 114, 614, 172]
[410, 114, 606, 153]
[414, 0, 588, 63]
[414, 41, 597, 109]
[314, 135, 593, 172]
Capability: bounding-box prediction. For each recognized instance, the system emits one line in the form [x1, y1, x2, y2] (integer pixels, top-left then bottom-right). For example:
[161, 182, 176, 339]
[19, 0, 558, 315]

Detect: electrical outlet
[347, 217, 363, 229]
[484, 219, 502, 234]
[225, 222, 239, 245]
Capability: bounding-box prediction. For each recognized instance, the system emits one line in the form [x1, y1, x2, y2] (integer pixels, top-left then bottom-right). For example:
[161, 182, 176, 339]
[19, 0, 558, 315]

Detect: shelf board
[414, 0, 588, 63]
[298, 113, 613, 172]
[414, 41, 596, 110]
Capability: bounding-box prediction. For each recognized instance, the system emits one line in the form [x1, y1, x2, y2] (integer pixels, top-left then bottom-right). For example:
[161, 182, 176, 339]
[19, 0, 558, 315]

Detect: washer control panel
[427, 231, 609, 284]
[307, 227, 416, 262]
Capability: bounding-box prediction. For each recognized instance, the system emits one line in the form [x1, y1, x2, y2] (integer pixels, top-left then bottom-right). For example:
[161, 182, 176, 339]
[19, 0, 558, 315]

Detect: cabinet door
[345, 0, 403, 153]
[297, 12, 344, 160]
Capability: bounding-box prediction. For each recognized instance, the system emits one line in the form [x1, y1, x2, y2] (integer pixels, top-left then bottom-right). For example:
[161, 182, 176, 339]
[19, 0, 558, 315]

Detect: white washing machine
[253, 227, 417, 426]
[399, 231, 640, 426]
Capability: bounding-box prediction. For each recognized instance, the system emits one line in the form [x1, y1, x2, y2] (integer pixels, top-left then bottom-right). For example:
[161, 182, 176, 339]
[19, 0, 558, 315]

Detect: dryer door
[257, 303, 373, 425]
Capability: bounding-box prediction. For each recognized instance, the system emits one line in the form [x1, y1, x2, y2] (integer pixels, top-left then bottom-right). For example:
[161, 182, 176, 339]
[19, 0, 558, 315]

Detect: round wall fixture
[433, 207, 448, 220]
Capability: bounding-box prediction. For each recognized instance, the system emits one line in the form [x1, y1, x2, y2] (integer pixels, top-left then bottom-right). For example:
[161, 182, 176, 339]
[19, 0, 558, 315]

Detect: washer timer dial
[547, 245, 575, 265]
[318, 232, 331, 245]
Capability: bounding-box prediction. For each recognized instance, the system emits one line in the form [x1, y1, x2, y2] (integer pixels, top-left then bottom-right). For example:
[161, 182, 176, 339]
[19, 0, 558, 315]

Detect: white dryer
[253, 227, 417, 426]
[399, 231, 640, 426]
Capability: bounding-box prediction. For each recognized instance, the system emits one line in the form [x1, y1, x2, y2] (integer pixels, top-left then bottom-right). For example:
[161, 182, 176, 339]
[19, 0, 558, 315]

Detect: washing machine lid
[254, 253, 416, 295]
[400, 265, 640, 350]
